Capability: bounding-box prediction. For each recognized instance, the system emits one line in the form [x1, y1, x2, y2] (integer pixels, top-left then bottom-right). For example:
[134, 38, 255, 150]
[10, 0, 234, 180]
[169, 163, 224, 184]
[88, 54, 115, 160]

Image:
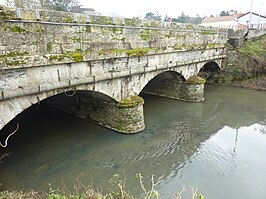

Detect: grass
[239, 35, 266, 57]
[0, 174, 204, 199]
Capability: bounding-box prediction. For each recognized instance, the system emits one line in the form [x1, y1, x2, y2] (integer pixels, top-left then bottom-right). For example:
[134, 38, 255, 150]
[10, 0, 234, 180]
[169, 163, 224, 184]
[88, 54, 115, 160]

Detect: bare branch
[0, 123, 19, 148]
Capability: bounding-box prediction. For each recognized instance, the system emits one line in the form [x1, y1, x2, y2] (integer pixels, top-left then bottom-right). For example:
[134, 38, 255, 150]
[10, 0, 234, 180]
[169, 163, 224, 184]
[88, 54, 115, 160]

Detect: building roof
[238, 12, 266, 19]
[202, 14, 238, 23]
[202, 12, 266, 24]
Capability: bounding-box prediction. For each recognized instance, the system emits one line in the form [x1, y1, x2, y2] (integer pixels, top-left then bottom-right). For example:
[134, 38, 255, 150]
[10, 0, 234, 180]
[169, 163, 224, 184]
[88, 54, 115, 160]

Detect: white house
[238, 12, 266, 29]
[202, 12, 266, 29]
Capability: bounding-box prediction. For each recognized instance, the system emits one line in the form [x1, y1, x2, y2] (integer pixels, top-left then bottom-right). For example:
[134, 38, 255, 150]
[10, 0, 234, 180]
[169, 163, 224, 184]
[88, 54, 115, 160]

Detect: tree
[45, 0, 80, 12]
[4, 0, 40, 9]
[144, 12, 161, 21]
[220, 11, 229, 16]
[178, 11, 188, 23]
[4, 0, 81, 11]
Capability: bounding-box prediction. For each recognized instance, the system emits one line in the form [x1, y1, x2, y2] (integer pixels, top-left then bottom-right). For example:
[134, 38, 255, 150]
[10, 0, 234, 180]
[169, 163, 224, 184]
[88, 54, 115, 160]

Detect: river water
[0, 85, 266, 199]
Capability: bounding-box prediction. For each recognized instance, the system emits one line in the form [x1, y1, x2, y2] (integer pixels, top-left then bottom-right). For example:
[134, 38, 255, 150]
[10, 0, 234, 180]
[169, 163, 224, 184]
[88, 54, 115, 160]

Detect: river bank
[204, 34, 266, 91]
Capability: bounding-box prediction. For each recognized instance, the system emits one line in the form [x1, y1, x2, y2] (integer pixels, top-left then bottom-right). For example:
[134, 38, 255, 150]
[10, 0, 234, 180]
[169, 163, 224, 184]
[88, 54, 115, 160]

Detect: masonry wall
[0, 6, 227, 70]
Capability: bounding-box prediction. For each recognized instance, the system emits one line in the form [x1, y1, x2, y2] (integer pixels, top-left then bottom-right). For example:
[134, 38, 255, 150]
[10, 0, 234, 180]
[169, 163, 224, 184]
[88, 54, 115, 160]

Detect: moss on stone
[35, 24, 44, 32]
[0, 51, 29, 66]
[84, 26, 92, 33]
[90, 16, 113, 25]
[98, 50, 105, 55]
[186, 75, 206, 84]
[117, 96, 144, 108]
[64, 16, 74, 23]
[166, 30, 174, 38]
[11, 25, 28, 32]
[72, 52, 83, 62]
[47, 42, 53, 52]
[0, 51, 29, 58]
[48, 55, 59, 61]
[71, 37, 81, 42]
[126, 48, 149, 57]
[48, 49, 88, 62]
[140, 29, 152, 40]
[124, 18, 140, 26]
[0, 6, 14, 20]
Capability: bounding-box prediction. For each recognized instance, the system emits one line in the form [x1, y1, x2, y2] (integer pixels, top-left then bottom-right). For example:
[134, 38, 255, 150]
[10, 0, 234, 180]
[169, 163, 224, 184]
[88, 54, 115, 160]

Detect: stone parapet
[0, 6, 227, 70]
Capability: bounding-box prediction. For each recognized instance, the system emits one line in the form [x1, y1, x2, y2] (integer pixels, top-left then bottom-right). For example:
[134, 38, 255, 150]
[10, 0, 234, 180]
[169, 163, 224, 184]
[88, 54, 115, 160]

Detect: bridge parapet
[0, 6, 227, 70]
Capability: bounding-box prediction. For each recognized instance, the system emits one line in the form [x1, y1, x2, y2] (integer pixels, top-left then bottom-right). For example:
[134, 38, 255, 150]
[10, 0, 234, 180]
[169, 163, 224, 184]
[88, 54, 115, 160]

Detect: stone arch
[0, 88, 117, 133]
[198, 61, 221, 81]
[138, 70, 186, 98]
[199, 61, 220, 73]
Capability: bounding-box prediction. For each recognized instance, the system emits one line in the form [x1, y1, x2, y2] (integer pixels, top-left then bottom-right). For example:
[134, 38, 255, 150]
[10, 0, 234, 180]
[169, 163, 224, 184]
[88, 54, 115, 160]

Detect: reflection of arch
[0, 89, 117, 133]
[199, 61, 220, 73]
[141, 71, 186, 96]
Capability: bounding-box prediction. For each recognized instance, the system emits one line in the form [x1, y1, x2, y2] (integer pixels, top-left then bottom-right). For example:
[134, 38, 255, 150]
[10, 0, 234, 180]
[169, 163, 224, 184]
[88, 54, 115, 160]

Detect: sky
[0, 0, 265, 18]
[79, 0, 266, 18]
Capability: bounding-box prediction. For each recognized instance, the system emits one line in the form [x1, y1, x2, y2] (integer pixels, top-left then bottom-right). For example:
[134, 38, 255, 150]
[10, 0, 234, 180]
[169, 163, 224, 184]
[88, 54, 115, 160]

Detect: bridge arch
[198, 61, 221, 80]
[141, 71, 186, 95]
[0, 89, 118, 135]
[199, 61, 220, 73]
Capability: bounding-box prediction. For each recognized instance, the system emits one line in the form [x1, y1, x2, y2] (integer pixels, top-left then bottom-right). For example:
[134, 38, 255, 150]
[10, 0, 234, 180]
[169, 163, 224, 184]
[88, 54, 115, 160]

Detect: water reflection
[0, 85, 266, 199]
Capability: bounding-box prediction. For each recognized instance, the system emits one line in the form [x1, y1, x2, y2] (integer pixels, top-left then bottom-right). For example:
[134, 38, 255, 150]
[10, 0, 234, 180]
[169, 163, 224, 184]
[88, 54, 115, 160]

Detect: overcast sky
[0, 0, 265, 18]
[79, 0, 266, 18]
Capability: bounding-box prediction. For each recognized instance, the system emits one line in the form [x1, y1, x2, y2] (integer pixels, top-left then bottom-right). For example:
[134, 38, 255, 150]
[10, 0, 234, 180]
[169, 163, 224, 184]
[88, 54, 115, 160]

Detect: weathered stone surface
[143, 73, 205, 102]
[45, 92, 145, 134]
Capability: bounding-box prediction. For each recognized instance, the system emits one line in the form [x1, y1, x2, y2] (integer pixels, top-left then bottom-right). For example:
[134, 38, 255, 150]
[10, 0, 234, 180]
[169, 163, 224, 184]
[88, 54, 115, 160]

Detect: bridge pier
[45, 92, 145, 134]
[143, 75, 206, 102]
[180, 76, 206, 102]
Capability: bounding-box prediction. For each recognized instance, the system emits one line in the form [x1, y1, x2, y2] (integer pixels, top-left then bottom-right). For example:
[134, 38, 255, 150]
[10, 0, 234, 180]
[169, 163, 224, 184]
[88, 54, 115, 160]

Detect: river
[0, 85, 266, 199]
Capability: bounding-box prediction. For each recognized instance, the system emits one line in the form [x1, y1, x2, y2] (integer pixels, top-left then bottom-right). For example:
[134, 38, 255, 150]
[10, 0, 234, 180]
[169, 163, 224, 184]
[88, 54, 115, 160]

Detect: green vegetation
[0, 173, 204, 199]
[0, 51, 29, 58]
[117, 96, 144, 108]
[187, 75, 206, 84]
[165, 30, 174, 38]
[0, 51, 29, 66]
[35, 24, 45, 32]
[239, 35, 266, 57]
[98, 50, 105, 56]
[202, 34, 266, 90]
[139, 30, 152, 40]
[47, 42, 53, 52]
[110, 48, 157, 57]
[84, 26, 92, 33]
[124, 18, 141, 27]
[11, 25, 28, 33]
[200, 30, 212, 35]
[126, 48, 149, 57]
[49, 49, 88, 62]
[0, 5, 14, 20]
[64, 16, 74, 23]
[71, 37, 82, 42]
[91, 16, 113, 25]
[174, 43, 220, 51]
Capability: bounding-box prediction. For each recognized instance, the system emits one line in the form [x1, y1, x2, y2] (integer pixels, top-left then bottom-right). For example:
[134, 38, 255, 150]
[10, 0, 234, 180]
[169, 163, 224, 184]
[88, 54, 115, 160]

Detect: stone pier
[45, 91, 145, 134]
[143, 73, 206, 102]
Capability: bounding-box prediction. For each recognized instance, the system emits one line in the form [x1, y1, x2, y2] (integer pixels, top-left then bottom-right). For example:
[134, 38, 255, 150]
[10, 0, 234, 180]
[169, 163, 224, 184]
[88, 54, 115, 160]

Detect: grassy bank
[0, 174, 204, 199]
[205, 34, 266, 90]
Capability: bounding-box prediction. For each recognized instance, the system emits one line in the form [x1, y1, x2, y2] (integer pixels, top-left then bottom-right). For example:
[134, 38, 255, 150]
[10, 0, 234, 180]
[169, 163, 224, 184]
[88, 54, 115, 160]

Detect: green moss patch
[186, 75, 206, 84]
[49, 49, 88, 62]
[0, 6, 14, 20]
[117, 96, 144, 108]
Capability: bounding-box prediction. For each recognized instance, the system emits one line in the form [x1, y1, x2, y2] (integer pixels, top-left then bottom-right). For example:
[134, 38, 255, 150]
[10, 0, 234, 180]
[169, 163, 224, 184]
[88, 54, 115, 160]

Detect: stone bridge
[0, 7, 227, 134]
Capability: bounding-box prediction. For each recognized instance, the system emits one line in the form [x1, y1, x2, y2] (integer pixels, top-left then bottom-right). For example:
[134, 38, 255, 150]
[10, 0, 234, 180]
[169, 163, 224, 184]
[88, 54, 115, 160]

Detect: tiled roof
[202, 12, 266, 23]
[202, 14, 238, 23]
